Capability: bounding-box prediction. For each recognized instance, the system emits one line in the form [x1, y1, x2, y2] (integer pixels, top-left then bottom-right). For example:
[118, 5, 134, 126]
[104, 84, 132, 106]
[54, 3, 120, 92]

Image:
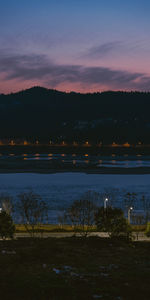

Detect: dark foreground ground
[1, 237, 150, 300]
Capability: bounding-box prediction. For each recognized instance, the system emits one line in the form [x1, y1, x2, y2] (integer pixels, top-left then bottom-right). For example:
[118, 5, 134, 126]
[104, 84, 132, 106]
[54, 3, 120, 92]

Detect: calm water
[0, 172, 150, 223]
[2, 153, 150, 168]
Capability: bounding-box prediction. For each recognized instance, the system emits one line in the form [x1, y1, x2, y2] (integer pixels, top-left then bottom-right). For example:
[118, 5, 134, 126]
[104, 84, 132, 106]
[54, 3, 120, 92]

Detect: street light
[128, 206, 133, 224]
[104, 198, 108, 209]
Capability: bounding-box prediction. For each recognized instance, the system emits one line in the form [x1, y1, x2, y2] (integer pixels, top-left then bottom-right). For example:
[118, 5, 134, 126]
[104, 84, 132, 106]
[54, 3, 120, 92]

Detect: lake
[0, 172, 150, 223]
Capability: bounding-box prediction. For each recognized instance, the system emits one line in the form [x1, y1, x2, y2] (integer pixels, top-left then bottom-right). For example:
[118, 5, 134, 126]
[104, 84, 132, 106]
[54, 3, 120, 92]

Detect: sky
[1, 0, 150, 93]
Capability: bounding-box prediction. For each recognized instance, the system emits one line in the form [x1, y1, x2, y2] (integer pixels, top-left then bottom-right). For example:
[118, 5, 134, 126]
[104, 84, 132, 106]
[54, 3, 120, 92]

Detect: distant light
[85, 160, 89, 164]
[123, 142, 130, 148]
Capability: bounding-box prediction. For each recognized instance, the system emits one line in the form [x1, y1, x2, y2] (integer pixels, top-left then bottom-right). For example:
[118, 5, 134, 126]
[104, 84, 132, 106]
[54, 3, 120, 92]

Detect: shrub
[0, 194, 13, 215]
[95, 206, 132, 240]
[0, 211, 15, 239]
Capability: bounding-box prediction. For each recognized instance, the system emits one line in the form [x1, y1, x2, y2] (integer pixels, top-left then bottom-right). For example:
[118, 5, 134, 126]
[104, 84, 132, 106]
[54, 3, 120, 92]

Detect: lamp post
[128, 206, 133, 224]
[104, 198, 108, 209]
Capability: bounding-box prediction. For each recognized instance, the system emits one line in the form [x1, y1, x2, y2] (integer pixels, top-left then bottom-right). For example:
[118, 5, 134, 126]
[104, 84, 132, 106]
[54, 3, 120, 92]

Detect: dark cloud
[84, 41, 123, 58]
[0, 50, 150, 91]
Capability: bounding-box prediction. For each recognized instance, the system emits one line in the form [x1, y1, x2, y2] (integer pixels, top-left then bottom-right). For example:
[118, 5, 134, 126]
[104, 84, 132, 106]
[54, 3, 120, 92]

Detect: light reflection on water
[2, 153, 150, 168]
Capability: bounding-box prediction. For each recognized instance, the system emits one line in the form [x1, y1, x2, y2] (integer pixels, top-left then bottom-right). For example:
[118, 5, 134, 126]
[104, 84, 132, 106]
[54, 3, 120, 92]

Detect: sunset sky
[1, 0, 150, 93]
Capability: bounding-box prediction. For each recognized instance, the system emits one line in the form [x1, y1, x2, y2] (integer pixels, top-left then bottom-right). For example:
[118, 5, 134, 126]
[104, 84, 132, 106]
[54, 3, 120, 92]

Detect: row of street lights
[104, 197, 133, 224]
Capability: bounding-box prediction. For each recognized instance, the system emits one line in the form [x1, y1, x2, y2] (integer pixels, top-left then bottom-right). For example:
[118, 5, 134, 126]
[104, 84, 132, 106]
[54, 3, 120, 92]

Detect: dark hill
[1, 87, 150, 143]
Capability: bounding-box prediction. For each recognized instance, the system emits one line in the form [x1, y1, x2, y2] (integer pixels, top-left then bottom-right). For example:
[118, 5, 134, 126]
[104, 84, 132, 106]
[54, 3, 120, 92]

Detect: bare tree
[65, 191, 99, 237]
[123, 192, 137, 210]
[17, 191, 48, 237]
[141, 194, 150, 223]
[58, 211, 67, 230]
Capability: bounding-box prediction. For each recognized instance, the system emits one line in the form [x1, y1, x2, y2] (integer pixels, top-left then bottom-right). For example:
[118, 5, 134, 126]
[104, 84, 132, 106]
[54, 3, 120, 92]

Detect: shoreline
[1, 166, 150, 174]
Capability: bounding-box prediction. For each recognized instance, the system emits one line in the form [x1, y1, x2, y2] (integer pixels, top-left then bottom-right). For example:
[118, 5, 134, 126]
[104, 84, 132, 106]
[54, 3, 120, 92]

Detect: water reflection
[85, 160, 89, 164]
[125, 161, 129, 167]
[112, 160, 116, 164]
[2, 153, 150, 168]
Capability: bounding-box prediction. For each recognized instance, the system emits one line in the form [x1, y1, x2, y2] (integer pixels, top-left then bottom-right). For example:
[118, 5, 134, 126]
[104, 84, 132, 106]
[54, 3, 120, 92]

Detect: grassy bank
[0, 237, 150, 299]
[15, 224, 146, 233]
[15, 224, 97, 233]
